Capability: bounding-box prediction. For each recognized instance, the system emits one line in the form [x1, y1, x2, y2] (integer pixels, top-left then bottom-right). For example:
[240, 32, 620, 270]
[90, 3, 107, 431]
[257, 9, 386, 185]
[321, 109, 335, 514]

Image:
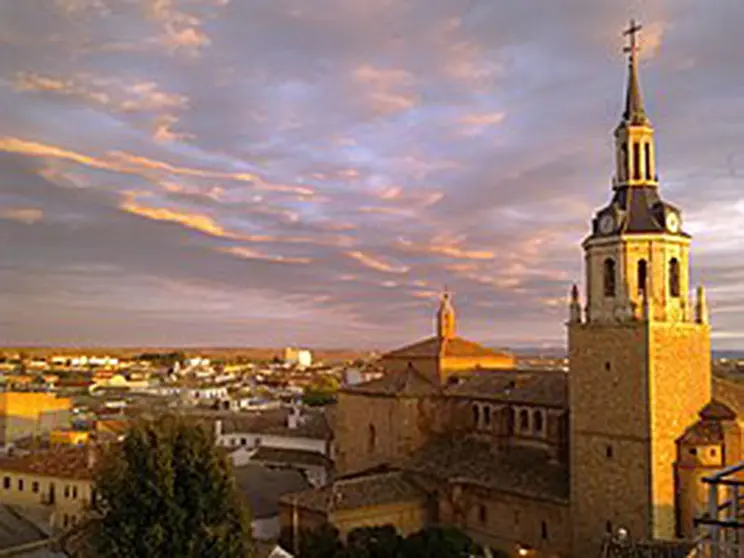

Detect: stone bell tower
[568, 20, 712, 556]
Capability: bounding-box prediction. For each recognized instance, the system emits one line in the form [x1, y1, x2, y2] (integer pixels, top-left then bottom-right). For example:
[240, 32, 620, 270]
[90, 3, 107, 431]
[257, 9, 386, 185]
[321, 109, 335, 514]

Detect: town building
[280, 22, 739, 557]
[0, 392, 72, 447]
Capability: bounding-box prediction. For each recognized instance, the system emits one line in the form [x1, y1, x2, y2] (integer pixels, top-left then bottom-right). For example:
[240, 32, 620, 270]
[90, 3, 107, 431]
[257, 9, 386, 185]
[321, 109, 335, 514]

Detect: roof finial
[622, 18, 648, 125]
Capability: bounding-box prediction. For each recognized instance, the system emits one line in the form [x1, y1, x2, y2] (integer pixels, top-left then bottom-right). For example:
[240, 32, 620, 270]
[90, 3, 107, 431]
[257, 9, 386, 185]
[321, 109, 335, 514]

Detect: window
[519, 409, 530, 432]
[637, 259, 647, 295]
[507, 407, 516, 434]
[645, 143, 652, 180]
[605, 361, 611, 372]
[478, 504, 488, 525]
[240, 437, 247, 446]
[3, 477, 9, 490]
[633, 142, 641, 180]
[541, 521, 549, 540]
[32, 482, 39, 493]
[603, 258, 616, 298]
[64, 486, 70, 499]
[72, 486, 78, 499]
[368, 424, 377, 454]
[63, 514, 69, 528]
[17, 479, 23, 491]
[472, 405, 480, 426]
[484, 406, 491, 427]
[669, 258, 680, 298]
[606, 445, 614, 459]
[711, 448, 717, 457]
[606, 521, 613, 533]
[534, 411, 544, 434]
[620, 144, 628, 180]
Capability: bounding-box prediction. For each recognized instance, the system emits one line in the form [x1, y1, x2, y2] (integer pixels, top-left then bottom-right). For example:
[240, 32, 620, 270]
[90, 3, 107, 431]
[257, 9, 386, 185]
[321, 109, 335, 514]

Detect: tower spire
[436, 286, 456, 340]
[622, 19, 648, 126]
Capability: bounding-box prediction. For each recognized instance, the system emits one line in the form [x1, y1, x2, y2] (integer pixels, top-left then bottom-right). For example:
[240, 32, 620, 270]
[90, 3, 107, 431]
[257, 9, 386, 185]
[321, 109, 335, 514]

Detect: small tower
[695, 285, 709, 325]
[436, 288, 456, 340]
[568, 284, 583, 324]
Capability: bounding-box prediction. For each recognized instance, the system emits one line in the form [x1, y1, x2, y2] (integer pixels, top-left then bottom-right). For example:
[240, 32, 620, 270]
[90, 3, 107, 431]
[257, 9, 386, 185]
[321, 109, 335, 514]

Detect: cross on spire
[620, 18, 648, 125]
[623, 18, 643, 64]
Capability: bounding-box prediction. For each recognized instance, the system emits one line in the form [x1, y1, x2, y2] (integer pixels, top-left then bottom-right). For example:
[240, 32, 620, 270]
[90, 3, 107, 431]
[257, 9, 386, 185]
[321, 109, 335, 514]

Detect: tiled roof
[600, 535, 698, 557]
[678, 420, 724, 445]
[281, 470, 426, 513]
[699, 399, 736, 421]
[214, 408, 332, 440]
[342, 364, 440, 398]
[381, 336, 513, 360]
[233, 463, 311, 519]
[444, 369, 568, 407]
[404, 436, 569, 503]
[251, 446, 332, 468]
[0, 446, 96, 481]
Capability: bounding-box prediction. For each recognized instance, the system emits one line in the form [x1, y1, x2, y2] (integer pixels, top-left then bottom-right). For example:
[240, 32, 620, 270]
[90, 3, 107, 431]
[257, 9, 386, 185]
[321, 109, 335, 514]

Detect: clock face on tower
[666, 212, 681, 233]
[599, 214, 615, 235]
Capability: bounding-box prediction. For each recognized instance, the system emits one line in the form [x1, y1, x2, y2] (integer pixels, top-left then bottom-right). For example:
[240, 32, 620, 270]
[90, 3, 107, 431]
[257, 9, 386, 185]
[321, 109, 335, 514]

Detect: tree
[279, 523, 345, 558]
[399, 526, 485, 558]
[90, 415, 253, 558]
[345, 525, 402, 558]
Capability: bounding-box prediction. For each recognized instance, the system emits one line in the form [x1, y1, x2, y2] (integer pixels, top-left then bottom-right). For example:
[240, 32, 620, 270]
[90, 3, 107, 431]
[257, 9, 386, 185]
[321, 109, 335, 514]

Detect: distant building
[283, 348, 312, 368]
[0, 392, 72, 447]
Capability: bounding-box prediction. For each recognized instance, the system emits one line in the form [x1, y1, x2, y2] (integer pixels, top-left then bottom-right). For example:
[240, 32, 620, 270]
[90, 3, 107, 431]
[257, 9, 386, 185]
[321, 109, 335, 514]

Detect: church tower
[568, 20, 712, 555]
[436, 288, 456, 340]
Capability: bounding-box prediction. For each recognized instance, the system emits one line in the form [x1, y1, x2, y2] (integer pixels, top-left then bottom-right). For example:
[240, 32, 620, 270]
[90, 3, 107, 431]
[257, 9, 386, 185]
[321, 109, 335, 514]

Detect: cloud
[218, 246, 311, 265]
[0, 207, 44, 224]
[1, 1, 743, 348]
[347, 251, 410, 274]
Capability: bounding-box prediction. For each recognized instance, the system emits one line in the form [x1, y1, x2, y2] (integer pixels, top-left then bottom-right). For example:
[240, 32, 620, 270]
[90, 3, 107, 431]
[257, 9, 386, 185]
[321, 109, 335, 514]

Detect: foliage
[302, 389, 337, 407]
[279, 523, 345, 558]
[90, 415, 254, 558]
[400, 526, 486, 558]
[345, 525, 403, 558]
[279, 523, 492, 558]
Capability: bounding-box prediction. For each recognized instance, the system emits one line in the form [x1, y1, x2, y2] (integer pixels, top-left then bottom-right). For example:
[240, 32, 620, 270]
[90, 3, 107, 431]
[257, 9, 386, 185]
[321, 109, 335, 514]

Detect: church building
[280, 21, 742, 557]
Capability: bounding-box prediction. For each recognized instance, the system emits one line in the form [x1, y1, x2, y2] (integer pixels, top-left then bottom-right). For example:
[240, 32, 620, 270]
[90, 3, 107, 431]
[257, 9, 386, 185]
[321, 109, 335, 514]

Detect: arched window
[637, 259, 647, 295]
[633, 142, 641, 180]
[603, 258, 616, 298]
[472, 405, 480, 427]
[484, 406, 491, 426]
[519, 409, 530, 432]
[645, 142, 652, 180]
[534, 410, 544, 433]
[669, 258, 680, 298]
[367, 424, 376, 454]
[620, 144, 628, 181]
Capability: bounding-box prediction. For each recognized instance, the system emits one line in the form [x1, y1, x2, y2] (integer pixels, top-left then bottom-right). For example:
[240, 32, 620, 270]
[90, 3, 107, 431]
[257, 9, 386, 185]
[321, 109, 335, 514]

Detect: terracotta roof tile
[381, 336, 513, 361]
[251, 446, 332, 468]
[0, 446, 96, 481]
[444, 370, 567, 407]
[678, 420, 724, 445]
[211, 408, 332, 440]
[404, 436, 569, 503]
[281, 471, 426, 513]
[699, 399, 737, 421]
[342, 364, 440, 398]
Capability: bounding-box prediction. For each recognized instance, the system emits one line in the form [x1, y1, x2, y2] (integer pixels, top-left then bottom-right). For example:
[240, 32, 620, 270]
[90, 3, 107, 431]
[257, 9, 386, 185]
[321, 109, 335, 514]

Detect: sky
[1, 0, 743, 350]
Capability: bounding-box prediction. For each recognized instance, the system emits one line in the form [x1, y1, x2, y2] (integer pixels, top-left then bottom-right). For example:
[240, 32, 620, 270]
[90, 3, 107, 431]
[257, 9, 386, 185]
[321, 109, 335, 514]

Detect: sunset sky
[1, 0, 743, 349]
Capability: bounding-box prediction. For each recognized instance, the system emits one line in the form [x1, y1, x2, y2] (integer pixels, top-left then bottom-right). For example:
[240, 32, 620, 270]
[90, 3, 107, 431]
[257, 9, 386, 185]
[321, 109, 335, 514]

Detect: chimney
[86, 445, 97, 470]
[287, 405, 302, 430]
